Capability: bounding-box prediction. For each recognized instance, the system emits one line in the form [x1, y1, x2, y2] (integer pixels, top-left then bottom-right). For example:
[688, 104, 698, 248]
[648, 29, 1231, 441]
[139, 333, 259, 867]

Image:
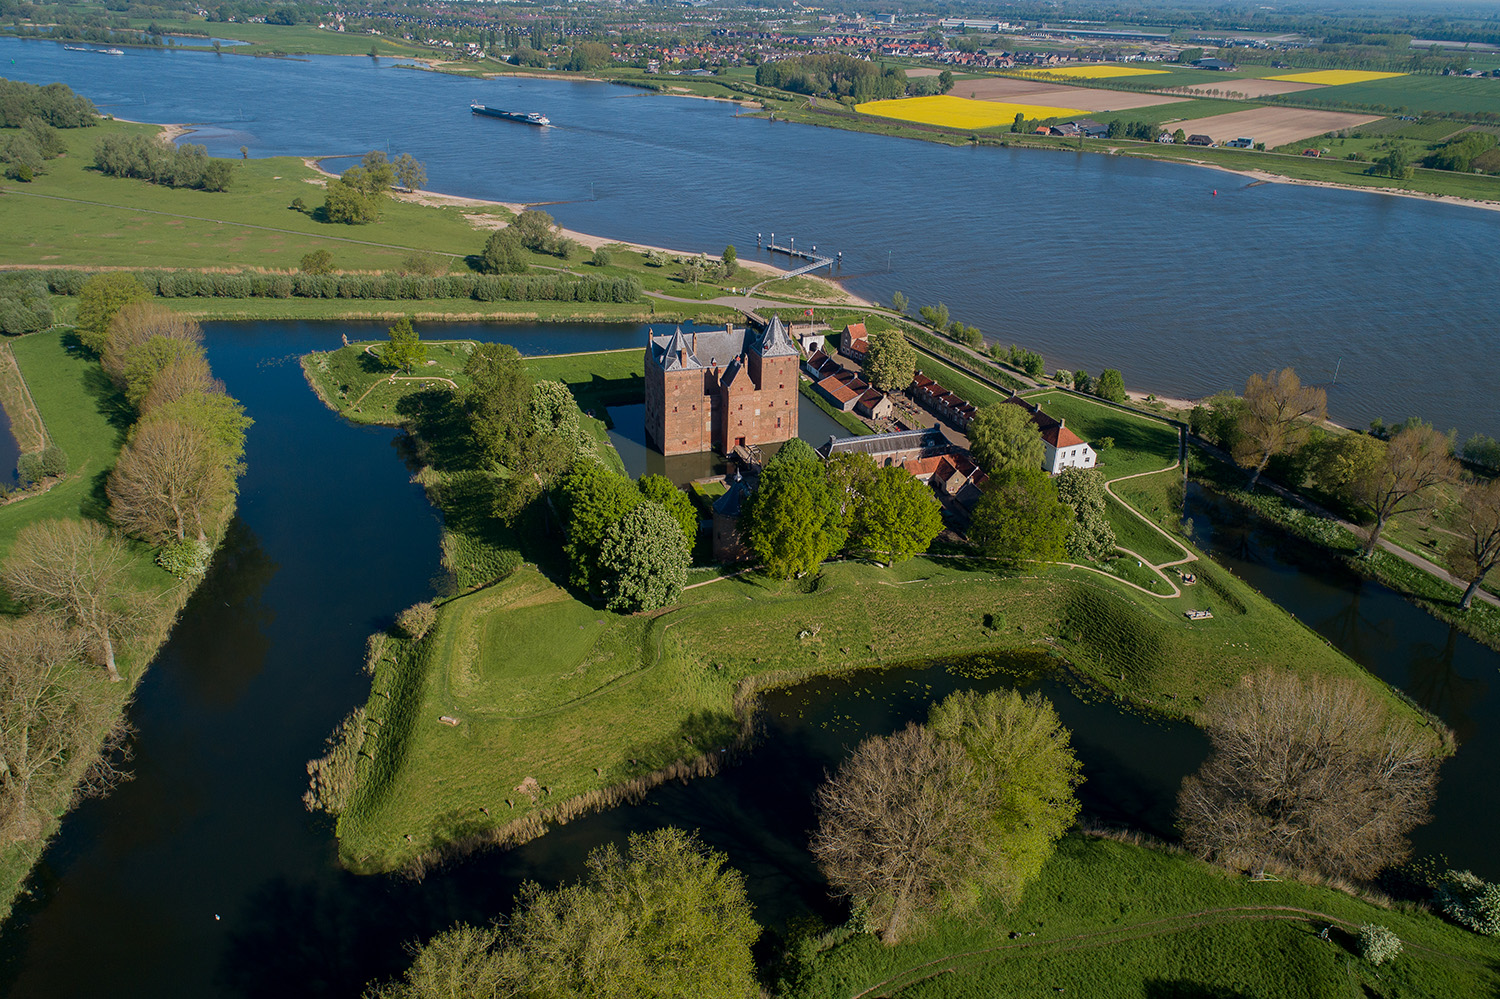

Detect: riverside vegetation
[0, 275, 247, 920]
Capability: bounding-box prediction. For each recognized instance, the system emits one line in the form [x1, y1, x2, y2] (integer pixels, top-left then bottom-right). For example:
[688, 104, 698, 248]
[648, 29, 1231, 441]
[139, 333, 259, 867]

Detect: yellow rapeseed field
[855, 95, 1085, 129]
[1266, 70, 1407, 86]
[1016, 65, 1169, 80]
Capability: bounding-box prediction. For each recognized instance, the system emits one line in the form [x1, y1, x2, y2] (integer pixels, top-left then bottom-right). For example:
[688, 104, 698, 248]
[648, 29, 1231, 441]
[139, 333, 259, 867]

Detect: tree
[597, 501, 691, 612]
[0, 615, 116, 843]
[139, 353, 220, 413]
[323, 177, 379, 224]
[1308, 431, 1384, 497]
[863, 327, 916, 393]
[1177, 669, 1440, 881]
[1446, 479, 1500, 610]
[1234, 368, 1327, 491]
[927, 689, 1083, 909]
[938, 69, 955, 93]
[1, 520, 136, 682]
[590, 247, 612, 268]
[144, 391, 250, 466]
[967, 402, 1043, 475]
[681, 254, 707, 286]
[720, 244, 737, 277]
[392, 152, 427, 192]
[383, 317, 426, 375]
[1173, 128, 1187, 144]
[464, 343, 532, 471]
[357, 150, 396, 193]
[74, 272, 149, 354]
[743, 439, 846, 578]
[1351, 423, 1460, 556]
[1072, 368, 1093, 394]
[1094, 368, 1125, 403]
[479, 229, 528, 275]
[917, 302, 950, 331]
[510, 209, 558, 253]
[108, 416, 234, 546]
[1053, 466, 1116, 562]
[970, 467, 1072, 565]
[528, 379, 583, 475]
[638, 474, 697, 547]
[300, 249, 334, 274]
[99, 302, 203, 396]
[557, 462, 642, 594]
[811, 722, 978, 944]
[118, 334, 206, 409]
[889, 291, 907, 314]
[826, 451, 879, 533]
[851, 466, 942, 565]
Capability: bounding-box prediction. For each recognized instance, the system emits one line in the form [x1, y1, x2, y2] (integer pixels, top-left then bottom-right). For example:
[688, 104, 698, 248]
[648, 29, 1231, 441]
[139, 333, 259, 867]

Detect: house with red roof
[839, 323, 869, 363]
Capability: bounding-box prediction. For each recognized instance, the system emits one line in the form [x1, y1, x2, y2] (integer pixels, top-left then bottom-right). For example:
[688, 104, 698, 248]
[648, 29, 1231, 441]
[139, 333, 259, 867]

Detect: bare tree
[99, 302, 203, 395]
[1352, 424, 1460, 556]
[0, 615, 98, 842]
[1178, 670, 1442, 882]
[1, 520, 136, 682]
[107, 417, 233, 544]
[1447, 478, 1500, 610]
[1234, 368, 1327, 491]
[810, 723, 978, 944]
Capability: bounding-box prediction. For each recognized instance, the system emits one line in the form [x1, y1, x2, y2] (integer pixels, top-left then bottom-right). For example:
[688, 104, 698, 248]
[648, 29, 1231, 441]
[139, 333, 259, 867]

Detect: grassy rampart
[783, 831, 1500, 998]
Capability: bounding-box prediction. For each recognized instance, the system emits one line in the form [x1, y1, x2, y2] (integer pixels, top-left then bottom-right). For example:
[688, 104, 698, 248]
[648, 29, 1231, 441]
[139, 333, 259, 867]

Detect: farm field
[857, 95, 1086, 128]
[1016, 65, 1170, 81]
[955, 75, 1185, 111]
[1180, 78, 1322, 98]
[1158, 106, 1383, 146]
[1267, 69, 1407, 86]
[1292, 72, 1500, 116]
[1080, 98, 1251, 129]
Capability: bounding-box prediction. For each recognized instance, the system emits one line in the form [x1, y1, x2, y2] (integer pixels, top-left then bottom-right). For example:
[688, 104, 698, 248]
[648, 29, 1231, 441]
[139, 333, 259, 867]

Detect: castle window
[673, 406, 678, 413]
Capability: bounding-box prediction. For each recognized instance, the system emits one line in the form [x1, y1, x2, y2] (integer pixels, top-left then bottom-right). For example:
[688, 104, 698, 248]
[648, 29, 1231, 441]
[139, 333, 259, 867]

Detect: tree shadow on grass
[394, 387, 474, 473]
[620, 709, 743, 779]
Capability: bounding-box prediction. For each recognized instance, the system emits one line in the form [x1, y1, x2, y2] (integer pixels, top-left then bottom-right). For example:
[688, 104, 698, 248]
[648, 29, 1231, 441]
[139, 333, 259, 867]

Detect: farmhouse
[1005, 396, 1098, 473]
[839, 323, 870, 363]
[1193, 57, 1236, 71]
[1187, 133, 1213, 146]
[1224, 136, 1255, 148]
[645, 317, 800, 456]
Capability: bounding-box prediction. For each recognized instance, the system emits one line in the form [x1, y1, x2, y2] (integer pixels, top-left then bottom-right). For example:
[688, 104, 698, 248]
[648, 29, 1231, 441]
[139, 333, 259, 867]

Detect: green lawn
[784, 833, 1500, 999]
[1292, 72, 1500, 116]
[124, 18, 431, 58]
[335, 545, 1418, 874]
[910, 347, 1011, 409]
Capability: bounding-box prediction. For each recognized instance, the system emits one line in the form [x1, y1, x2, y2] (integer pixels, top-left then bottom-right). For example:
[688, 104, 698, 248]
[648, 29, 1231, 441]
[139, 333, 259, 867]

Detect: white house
[1041, 422, 1097, 474]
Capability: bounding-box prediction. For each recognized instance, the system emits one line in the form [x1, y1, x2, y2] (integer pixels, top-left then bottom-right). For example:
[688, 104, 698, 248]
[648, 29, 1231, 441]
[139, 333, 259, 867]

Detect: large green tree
[369, 828, 760, 999]
[1053, 466, 1116, 562]
[743, 440, 846, 578]
[864, 327, 916, 393]
[74, 272, 149, 354]
[852, 466, 943, 565]
[1094, 368, 1126, 403]
[969, 466, 1072, 564]
[638, 474, 698, 547]
[557, 463, 642, 594]
[383, 317, 426, 375]
[480, 229, 528, 274]
[927, 689, 1083, 909]
[598, 501, 691, 612]
[1350, 423, 1460, 555]
[1234, 368, 1327, 491]
[967, 402, 1043, 476]
[826, 451, 879, 532]
[464, 343, 537, 519]
[322, 176, 380, 224]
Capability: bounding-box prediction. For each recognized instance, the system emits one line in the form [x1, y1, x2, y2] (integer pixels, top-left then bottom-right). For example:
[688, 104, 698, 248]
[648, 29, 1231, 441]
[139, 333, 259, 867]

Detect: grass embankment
[335, 532, 1416, 874]
[121, 20, 431, 58]
[784, 832, 1500, 998]
[0, 330, 201, 919]
[301, 341, 647, 427]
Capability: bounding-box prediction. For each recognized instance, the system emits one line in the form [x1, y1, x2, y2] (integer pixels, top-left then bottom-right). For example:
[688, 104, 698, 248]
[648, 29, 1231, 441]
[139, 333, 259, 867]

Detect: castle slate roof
[648, 317, 797, 371]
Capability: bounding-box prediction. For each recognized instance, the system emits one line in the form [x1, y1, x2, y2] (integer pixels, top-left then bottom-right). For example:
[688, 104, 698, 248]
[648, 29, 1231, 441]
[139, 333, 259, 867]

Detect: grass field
[858, 95, 1086, 129]
[155, 295, 727, 324]
[1290, 72, 1500, 116]
[1268, 70, 1408, 86]
[1080, 98, 1253, 129]
[124, 18, 430, 58]
[334, 531, 1420, 873]
[784, 832, 1500, 998]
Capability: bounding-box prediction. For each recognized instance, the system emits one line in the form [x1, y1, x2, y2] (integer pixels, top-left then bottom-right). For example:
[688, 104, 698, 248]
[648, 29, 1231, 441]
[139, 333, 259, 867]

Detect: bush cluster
[0, 273, 54, 334]
[0, 79, 98, 128]
[93, 134, 235, 191]
[15, 445, 68, 485]
[1357, 924, 1402, 965]
[37, 269, 642, 304]
[1436, 869, 1500, 935]
[155, 537, 213, 577]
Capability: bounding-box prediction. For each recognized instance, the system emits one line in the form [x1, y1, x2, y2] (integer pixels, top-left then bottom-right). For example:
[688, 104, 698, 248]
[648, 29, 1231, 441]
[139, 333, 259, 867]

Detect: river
[2, 35, 1498, 440]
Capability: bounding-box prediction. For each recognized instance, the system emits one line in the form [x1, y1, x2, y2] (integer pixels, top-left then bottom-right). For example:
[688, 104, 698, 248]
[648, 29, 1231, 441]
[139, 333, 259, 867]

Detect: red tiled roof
[858, 388, 885, 407]
[1042, 425, 1087, 448]
[818, 374, 860, 404]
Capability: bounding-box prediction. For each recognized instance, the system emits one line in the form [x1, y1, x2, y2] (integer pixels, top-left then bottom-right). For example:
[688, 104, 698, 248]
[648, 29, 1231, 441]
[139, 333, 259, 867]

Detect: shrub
[156, 537, 213, 577]
[301, 250, 334, 275]
[395, 601, 437, 641]
[1357, 924, 1401, 965]
[289, 196, 307, 212]
[37, 445, 68, 477]
[591, 247, 613, 267]
[1436, 870, 1500, 935]
[15, 452, 42, 486]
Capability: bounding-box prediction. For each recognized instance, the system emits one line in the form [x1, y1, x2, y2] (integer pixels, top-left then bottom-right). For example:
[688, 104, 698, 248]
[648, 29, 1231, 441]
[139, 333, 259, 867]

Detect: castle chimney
[1058, 418, 1065, 428]
[691, 330, 697, 356]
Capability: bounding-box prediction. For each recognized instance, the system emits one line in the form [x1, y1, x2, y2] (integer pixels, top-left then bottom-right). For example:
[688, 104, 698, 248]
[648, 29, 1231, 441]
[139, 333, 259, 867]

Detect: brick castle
[644, 317, 800, 456]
